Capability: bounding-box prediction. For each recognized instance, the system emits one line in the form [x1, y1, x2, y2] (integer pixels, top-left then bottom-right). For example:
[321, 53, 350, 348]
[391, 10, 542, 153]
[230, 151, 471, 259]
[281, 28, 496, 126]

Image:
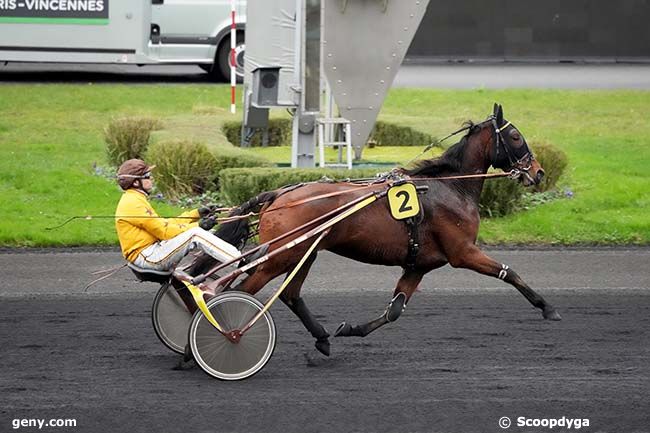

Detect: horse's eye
[510, 130, 521, 141]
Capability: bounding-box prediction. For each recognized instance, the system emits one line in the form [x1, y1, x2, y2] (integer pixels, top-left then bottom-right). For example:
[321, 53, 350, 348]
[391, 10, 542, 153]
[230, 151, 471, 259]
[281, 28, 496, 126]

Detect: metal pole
[230, 0, 236, 114]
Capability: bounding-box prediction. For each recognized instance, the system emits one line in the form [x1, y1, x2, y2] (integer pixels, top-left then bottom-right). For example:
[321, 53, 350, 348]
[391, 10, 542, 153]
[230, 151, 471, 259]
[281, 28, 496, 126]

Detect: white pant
[132, 227, 241, 272]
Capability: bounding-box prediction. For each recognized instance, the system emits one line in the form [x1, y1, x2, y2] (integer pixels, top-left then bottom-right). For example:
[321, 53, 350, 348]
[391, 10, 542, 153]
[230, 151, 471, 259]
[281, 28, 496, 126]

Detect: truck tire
[215, 31, 244, 83]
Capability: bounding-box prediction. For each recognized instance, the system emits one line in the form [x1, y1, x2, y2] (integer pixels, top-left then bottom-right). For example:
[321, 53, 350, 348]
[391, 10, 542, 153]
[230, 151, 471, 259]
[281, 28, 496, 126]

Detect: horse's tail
[215, 190, 279, 250]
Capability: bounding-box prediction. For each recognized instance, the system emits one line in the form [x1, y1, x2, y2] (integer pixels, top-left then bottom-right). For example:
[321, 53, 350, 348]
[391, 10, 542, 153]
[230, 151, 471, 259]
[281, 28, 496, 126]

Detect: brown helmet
[117, 159, 155, 190]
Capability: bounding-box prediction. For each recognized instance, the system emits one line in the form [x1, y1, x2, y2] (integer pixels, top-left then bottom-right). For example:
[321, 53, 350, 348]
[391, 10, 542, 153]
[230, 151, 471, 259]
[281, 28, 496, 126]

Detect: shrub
[369, 121, 436, 147]
[146, 140, 218, 200]
[478, 142, 568, 217]
[146, 140, 272, 199]
[479, 176, 525, 218]
[531, 142, 568, 192]
[104, 116, 161, 166]
[222, 118, 292, 147]
[219, 167, 384, 204]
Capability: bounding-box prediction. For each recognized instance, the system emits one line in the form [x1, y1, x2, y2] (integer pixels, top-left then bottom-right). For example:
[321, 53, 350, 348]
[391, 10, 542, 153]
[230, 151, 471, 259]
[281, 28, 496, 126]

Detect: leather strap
[404, 216, 421, 270]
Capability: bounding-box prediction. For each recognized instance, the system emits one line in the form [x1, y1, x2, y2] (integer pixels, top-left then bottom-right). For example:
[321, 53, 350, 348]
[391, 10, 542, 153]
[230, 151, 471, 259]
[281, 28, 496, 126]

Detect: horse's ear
[493, 103, 499, 116]
[496, 104, 504, 124]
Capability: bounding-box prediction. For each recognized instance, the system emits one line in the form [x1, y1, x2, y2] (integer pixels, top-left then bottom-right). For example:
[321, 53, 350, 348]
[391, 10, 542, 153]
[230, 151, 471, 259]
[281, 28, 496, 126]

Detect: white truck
[0, 0, 246, 81]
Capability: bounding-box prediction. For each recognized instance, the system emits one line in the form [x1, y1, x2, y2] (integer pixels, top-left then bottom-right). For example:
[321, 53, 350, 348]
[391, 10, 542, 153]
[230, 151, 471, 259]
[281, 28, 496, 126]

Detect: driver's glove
[199, 216, 217, 231]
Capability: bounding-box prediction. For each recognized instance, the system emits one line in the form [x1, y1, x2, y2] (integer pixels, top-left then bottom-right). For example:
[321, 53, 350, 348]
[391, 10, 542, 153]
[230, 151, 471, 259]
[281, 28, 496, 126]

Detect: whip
[43, 208, 255, 231]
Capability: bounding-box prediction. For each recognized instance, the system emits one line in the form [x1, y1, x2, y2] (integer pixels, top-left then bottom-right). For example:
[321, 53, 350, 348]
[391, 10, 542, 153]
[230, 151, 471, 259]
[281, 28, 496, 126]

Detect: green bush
[531, 142, 568, 192]
[146, 140, 272, 199]
[369, 121, 436, 147]
[219, 167, 384, 204]
[479, 176, 525, 218]
[222, 118, 292, 147]
[478, 142, 567, 217]
[104, 116, 161, 166]
[146, 140, 218, 199]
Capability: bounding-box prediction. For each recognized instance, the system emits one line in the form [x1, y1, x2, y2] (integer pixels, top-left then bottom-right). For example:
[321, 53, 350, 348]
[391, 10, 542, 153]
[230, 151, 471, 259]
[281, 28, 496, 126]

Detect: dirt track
[1, 248, 649, 432]
[1, 286, 648, 433]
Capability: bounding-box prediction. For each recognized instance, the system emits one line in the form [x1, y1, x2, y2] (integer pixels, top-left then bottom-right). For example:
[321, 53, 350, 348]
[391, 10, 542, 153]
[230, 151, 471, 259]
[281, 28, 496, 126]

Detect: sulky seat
[127, 262, 172, 285]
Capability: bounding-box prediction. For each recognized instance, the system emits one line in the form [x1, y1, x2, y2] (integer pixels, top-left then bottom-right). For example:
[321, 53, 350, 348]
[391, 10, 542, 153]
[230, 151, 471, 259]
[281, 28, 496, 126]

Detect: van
[0, 0, 246, 81]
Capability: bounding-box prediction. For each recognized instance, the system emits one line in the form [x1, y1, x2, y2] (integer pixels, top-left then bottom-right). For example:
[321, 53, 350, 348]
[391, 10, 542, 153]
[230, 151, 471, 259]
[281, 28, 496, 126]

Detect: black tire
[189, 292, 276, 381]
[214, 31, 245, 83]
[198, 64, 212, 73]
[151, 282, 193, 354]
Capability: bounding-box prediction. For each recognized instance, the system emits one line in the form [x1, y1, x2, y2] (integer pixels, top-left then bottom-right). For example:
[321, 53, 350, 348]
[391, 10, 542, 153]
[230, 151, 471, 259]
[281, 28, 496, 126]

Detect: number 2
[396, 190, 413, 213]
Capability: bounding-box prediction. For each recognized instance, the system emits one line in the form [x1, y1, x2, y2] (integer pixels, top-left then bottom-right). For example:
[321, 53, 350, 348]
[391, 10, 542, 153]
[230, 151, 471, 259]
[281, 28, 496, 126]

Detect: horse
[215, 104, 561, 357]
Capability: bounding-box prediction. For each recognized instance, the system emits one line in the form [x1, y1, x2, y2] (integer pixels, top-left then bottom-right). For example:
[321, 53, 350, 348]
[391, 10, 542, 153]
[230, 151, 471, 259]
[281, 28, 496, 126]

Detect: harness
[404, 214, 421, 270]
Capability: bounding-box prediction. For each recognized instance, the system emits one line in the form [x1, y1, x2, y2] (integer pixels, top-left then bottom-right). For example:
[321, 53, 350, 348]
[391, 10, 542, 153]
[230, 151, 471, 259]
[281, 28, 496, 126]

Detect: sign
[387, 183, 420, 220]
[0, 0, 109, 24]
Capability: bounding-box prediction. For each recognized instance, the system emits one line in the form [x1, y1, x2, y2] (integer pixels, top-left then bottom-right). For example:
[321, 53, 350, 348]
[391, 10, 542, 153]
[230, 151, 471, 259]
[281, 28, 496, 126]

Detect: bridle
[488, 115, 535, 175]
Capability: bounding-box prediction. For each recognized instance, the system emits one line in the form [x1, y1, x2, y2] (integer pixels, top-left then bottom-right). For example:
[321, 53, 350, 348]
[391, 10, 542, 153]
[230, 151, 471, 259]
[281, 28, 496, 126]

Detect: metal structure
[317, 118, 352, 169]
[243, 0, 430, 167]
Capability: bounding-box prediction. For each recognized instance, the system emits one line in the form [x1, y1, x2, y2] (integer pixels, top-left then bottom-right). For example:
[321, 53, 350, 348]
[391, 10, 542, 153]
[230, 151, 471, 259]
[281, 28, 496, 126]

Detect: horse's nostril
[536, 170, 545, 183]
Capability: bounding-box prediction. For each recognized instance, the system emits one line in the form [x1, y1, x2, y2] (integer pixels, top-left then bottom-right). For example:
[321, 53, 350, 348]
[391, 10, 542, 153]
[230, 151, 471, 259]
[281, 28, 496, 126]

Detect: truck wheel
[216, 32, 244, 83]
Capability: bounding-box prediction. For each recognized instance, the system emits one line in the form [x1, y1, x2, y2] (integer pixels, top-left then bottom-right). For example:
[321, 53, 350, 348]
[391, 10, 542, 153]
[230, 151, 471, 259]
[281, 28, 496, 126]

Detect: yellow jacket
[115, 189, 200, 262]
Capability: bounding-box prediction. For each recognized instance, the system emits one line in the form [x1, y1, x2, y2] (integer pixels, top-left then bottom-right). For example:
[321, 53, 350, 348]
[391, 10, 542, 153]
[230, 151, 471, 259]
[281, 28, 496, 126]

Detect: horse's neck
[456, 128, 493, 201]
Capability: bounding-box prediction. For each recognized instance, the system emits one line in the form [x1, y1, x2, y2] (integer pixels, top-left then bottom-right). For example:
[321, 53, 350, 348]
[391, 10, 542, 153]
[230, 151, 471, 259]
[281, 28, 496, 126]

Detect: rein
[408, 169, 520, 182]
[262, 168, 521, 214]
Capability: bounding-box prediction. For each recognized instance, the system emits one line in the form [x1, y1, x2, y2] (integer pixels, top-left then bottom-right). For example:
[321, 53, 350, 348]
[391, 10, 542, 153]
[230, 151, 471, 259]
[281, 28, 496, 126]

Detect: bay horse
[216, 104, 561, 357]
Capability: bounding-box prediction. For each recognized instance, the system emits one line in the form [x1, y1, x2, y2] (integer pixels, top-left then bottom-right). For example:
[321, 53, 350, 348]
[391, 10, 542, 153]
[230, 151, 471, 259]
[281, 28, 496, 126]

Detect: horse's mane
[401, 121, 480, 177]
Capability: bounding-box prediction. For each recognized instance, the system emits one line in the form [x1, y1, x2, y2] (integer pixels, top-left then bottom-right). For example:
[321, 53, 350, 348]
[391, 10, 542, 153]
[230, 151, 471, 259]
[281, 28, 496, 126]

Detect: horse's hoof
[183, 343, 194, 362]
[304, 349, 329, 367]
[543, 308, 562, 321]
[334, 322, 352, 337]
[315, 338, 330, 357]
[172, 358, 194, 371]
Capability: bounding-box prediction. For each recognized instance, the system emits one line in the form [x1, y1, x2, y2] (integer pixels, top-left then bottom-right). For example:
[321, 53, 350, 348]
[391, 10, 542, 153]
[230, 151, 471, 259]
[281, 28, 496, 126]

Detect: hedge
[222, 118, 292, 147]
[368, 121, 436, 147]
[222, 119, 437, 149]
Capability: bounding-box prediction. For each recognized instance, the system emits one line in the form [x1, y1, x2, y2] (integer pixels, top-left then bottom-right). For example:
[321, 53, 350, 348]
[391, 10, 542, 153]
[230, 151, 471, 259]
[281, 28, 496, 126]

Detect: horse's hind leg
[335, 269, 424, 338]
[449, 246, 561, 320]
[279, 252, 332, 356]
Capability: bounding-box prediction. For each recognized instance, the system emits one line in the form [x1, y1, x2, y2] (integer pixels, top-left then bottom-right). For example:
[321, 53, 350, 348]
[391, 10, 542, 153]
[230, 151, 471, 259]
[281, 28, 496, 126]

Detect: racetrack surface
[1, 249, 649, 433]
[2, 63, 650, 89]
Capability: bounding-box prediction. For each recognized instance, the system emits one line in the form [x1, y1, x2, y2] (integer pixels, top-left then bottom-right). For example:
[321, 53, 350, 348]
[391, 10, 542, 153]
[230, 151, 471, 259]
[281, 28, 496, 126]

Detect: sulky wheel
[189, 292, 276, 381]
[151, 282, 193, 354]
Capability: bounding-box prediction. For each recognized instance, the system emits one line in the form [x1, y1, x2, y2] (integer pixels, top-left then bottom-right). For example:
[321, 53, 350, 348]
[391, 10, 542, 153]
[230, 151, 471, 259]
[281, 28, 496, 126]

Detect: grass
[0, 85, 648, 246]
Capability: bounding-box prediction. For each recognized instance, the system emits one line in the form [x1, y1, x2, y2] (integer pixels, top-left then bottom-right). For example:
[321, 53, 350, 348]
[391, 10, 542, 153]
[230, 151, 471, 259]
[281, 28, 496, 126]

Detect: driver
[114, 159, 252, 277]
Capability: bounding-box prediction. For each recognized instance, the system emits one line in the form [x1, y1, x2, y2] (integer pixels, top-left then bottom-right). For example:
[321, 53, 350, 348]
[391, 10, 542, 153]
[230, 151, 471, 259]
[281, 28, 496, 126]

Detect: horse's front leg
[279, 252, 332, 357]
[449, 246, 561, 320]
[335, 269, 424, 338]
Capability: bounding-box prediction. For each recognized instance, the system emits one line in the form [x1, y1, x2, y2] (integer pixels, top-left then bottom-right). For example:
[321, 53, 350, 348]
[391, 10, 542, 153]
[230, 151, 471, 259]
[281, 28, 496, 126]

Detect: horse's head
[489, 104, 545, 187]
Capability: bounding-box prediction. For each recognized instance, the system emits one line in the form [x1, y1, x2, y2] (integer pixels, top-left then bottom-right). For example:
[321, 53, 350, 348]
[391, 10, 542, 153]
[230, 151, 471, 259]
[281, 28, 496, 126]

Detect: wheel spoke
[190, 293, 276, 380]
[153, 284, 191, 354]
